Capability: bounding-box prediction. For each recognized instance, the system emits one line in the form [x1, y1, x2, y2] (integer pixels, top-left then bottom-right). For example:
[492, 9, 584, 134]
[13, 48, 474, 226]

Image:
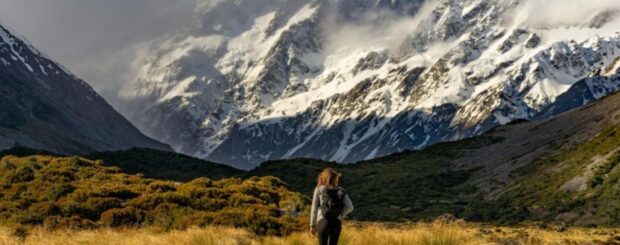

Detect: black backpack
[319, 188, 345, 221]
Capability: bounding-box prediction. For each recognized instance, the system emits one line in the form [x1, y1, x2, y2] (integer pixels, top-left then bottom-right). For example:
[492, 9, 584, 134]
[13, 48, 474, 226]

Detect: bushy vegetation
[0, 155, 306, 235]
[249, 125, 620, 227]
[4, 123, 620, 231]
[88, 148, 243, 182]
[249, 137, 501, 222]
[490, 126, 620, 226]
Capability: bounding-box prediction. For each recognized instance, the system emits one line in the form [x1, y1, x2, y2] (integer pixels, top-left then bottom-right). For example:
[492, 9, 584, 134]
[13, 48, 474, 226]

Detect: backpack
[319, 188, 345, 221]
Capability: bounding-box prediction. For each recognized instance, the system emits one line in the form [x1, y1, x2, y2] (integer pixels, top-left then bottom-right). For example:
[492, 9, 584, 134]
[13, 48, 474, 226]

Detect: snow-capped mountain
[0, 23, 171, 154]
[121, 0, 620, 169]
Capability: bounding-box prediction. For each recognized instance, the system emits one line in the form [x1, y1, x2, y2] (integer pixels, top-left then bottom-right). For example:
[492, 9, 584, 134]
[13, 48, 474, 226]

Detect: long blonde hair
[317, 168, 341, 188]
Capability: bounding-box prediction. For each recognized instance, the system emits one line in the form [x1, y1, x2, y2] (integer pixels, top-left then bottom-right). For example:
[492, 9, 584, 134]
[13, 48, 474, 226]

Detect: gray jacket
[310, 186, 354, 228]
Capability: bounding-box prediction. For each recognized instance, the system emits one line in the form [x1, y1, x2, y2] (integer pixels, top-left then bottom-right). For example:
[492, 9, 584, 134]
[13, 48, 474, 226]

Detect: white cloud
[510, 0, 620, 28]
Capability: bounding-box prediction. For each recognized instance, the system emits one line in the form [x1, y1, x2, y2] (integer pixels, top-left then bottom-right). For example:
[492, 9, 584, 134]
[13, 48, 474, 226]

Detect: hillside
[250, 90, 620, 226]
[2, 93, 619, 232]
[0, 154, 305, 235]
[88, 148, 244, 182]
[0, 23, 170, 154]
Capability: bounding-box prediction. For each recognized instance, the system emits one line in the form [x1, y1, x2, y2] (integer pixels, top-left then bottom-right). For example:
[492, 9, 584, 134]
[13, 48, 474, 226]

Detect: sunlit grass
[1, 220, 617, 245]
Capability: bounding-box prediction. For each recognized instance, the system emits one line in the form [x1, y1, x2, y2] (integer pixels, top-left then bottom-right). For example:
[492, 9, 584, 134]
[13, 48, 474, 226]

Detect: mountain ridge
[119, 0, 620, 169]
[0, 22, 171, 155]
[3, 90, 620, 225]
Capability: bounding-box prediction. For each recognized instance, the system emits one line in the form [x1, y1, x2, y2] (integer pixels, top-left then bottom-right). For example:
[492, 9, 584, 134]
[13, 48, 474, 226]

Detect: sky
[0, 0, 196, 108]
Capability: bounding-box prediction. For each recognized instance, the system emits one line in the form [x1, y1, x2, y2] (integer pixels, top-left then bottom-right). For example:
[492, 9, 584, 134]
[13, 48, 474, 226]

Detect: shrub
[148, 181, 177, 193]
[9, 167, 35, 183]
[191, 197, 227, 211]
[188, 178, 213, 188]
[59, 201, 91, 218]
[83, 197, 123, 217]
[0, 160, 17, 170]
[159, 192, 191, 207]
[229, 193, 263, 207]
[589, 153, 620, 188]
[46, 183, 75, 200]
[100, 207, 145, 227]
[95, 187, 139, 199]
[0, 155, 306, 235]
[11, 226, 29, 240]
[13, 210, 44, 225]
[28, 201, 60, 217]
[202, 187, 229, 199]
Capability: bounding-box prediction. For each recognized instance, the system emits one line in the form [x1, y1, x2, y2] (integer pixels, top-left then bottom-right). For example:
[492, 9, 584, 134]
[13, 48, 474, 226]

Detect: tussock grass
[1, 221, 616, 245]
[0, 155, 306, 235]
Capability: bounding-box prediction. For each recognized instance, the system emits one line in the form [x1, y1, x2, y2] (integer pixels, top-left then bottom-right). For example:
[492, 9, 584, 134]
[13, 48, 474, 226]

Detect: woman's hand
[310, 226, 317, 236]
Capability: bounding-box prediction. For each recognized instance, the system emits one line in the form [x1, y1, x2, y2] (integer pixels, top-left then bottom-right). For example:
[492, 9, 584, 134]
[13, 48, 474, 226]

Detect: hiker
[310, 168, 354, 245]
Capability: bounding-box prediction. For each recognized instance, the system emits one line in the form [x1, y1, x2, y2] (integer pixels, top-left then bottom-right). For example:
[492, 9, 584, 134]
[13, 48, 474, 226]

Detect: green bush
[83, 197, 122, 216]
[43, 215, 97, 230]
[100, 207, 145, 227]
[148, 181, 177, 193]
[28, 201, 60, 217]
[46, 183, 75, 200]
[8, 167, 35, 183]
[0, 155, 306, 235]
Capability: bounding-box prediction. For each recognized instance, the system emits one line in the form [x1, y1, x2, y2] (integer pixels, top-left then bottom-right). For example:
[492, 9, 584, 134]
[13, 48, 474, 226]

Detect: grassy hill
[88, 148, 244, 181]
[2, 92, 620, 236]
[248, 139, 492, 221]
[0, 147, 244, 182]
[248, 91, 620, 226]
[0, 155, 305, 235]
[247, 141, 502, 222]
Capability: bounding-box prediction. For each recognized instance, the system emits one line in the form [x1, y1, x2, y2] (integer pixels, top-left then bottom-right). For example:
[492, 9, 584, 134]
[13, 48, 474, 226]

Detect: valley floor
[1, 221, 618, 245]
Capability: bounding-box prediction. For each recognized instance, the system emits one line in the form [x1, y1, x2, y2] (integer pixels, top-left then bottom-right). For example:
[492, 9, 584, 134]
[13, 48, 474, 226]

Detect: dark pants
[317, 219, 342, 245]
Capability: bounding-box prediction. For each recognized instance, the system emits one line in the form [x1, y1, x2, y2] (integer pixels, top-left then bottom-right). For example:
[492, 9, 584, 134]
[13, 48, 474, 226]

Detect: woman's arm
[342, 193, 354, 217]
[310, 187, 319, 228]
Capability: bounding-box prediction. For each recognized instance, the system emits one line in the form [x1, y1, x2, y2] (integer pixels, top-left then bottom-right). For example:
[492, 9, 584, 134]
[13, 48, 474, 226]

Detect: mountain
[0, 23, 171, 154]
[120, 0, 620, 169]
[250, 90, 620, 225]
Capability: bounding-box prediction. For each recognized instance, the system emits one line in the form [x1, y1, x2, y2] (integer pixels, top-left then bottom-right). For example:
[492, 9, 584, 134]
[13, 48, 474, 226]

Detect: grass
[0, 155, 306, 235]
[492, 126, 620, 225]
[3, 123, 620, 235]
[0, 220, 618, 245]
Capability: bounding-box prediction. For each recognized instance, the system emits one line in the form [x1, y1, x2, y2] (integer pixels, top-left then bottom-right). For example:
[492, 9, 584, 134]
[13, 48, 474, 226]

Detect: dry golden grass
[0, 221, 618, 245]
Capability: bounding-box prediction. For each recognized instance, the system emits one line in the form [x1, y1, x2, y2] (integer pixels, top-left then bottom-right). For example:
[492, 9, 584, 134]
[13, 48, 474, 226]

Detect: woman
[310, 168, 354, 245]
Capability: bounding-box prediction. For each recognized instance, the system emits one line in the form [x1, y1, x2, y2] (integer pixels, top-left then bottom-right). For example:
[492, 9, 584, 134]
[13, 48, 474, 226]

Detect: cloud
[2, 0, 619, 110]
[0, 0, 196, 108]
[320, 1, 440, 56]
[509, 0, 620, 28]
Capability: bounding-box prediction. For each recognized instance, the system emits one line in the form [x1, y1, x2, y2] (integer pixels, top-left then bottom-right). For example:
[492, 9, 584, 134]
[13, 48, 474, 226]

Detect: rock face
[0, 23, 171, 154]
[121, 0, 620, 169]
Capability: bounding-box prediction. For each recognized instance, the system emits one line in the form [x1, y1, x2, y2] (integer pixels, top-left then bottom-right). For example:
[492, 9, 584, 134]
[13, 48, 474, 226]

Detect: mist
[0, 0, 196, 108]
[518, 0, 620, 28]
